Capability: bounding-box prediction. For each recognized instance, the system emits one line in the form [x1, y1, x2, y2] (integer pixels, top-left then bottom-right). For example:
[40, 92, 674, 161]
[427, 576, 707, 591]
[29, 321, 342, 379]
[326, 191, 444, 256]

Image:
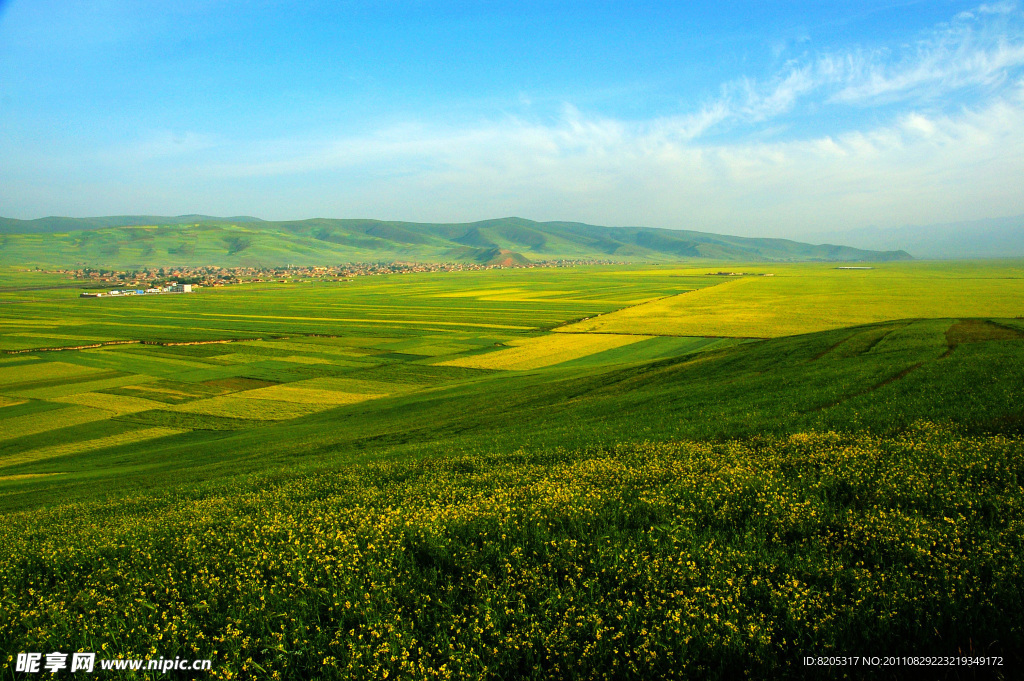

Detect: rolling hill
[0, 215, 911, 267]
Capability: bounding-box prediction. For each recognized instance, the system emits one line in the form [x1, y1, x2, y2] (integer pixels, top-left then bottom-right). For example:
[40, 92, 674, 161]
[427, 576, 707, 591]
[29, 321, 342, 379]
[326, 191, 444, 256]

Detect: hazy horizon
[2, 1, 1024, 239]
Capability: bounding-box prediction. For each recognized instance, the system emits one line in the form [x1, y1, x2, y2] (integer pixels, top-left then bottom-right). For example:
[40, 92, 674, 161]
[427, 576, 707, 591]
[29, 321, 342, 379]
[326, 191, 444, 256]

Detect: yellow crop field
[557, 262, 1024, 338]
[431, 286, 527, 298]
[12, 374, 157, 400]
[0, 361, 103, 385]
[190, 311, 533, 330]
[300, 376, 413, 394]
[165, 375, 399, 420]
[0, 320, 60, 328]
[0, 427, 184, 467]
[51, 392, 167, 415]
[195, 353, 255, 365]
[239, 384, 383, 405]
[394, 344, 474, 357]
[4, 332, 112, 341]
[0, 395, 26, 409]
[91, 351, 215, 370]
[111, 383, 209, 402]
[171, 395, 322, 421]
[0, 405, 115, 442]
[437, 333, 651, 370]
[237, 340, 369, 356]
[0, 473, 64, 481]
[276, 355, 338, 365]
[432, 287, 579, 302]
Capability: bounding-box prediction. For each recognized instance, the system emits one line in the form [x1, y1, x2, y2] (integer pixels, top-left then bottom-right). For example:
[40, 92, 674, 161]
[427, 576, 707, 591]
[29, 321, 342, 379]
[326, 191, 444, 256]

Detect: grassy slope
[3, 429, 1021, 679]
[0, 216, 911, 267]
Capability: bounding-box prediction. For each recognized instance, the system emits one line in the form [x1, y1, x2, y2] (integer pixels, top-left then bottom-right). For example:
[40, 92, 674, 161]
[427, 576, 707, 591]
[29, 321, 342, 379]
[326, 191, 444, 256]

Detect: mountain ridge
[804, 214, 1024, 259]
[0, 215, 911, 267]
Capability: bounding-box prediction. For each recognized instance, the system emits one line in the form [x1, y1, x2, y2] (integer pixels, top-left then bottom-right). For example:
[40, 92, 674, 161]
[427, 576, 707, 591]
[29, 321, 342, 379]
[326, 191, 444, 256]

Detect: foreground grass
[2, 425, 1021, 679]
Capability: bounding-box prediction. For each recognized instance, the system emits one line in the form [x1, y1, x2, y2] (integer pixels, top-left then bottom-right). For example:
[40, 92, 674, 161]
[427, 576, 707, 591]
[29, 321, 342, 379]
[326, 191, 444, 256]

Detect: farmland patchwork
[1, 261, 1023, 679]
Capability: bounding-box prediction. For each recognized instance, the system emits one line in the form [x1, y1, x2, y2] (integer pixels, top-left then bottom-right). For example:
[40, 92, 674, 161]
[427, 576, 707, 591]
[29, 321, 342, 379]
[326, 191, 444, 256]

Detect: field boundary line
[554, 330, 766, 339]
[189, 312, 535, 329]
[808, 322, 906, 362]
[806, 361, 927, 413]
[3, 340, 142, 354]
[2, 338, 265, 355]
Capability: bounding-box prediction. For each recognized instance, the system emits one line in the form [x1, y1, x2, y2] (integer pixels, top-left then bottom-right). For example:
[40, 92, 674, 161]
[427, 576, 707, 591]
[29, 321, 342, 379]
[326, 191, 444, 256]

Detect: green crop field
[1, 261, 1023, 679]
[436, 333, 652, 370]
[559, 261, 1024, 338]
[0, 266, 721, 349]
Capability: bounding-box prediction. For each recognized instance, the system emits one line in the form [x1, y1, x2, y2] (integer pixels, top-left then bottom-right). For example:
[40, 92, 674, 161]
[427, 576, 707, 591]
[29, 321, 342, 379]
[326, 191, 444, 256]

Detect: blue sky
[2, 1, 1024, 236]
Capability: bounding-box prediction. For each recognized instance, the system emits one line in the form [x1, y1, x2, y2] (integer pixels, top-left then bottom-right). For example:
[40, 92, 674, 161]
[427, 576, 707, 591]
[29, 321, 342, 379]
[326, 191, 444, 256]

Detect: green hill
[0, 215, 910, 267]
[0, 214, 264, 234]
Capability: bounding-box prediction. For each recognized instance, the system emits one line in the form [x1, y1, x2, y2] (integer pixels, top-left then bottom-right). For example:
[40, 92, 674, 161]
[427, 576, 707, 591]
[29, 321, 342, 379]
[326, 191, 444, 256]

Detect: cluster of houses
[53, 259, 623, 290]
[79, 283, 193, 298]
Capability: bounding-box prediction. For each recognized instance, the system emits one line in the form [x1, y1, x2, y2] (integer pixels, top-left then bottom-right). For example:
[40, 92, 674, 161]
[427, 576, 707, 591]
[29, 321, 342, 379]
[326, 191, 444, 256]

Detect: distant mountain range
[804, 214, 1024, 260]
[0, 215, 911, 267]
[0, 214, 266, 234]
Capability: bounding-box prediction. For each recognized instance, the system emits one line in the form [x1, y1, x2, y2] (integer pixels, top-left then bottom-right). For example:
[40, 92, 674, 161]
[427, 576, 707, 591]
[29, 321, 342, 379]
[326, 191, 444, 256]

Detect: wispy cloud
[829, 13, 1024, 103]
[669, 2, 1024, 135]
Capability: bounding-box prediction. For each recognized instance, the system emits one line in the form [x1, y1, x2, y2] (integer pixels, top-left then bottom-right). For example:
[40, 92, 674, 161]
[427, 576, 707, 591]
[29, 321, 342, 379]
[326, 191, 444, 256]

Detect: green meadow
[1, 261, 1023, 679]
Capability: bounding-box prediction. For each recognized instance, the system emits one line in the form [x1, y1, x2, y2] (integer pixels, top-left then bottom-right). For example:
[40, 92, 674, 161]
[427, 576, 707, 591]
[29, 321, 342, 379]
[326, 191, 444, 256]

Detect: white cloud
[149, 77, 1024, 234]
[681, 2, 1024, 132]
[830, 6, 1024, 103]
[978, 2, 1017, 15]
